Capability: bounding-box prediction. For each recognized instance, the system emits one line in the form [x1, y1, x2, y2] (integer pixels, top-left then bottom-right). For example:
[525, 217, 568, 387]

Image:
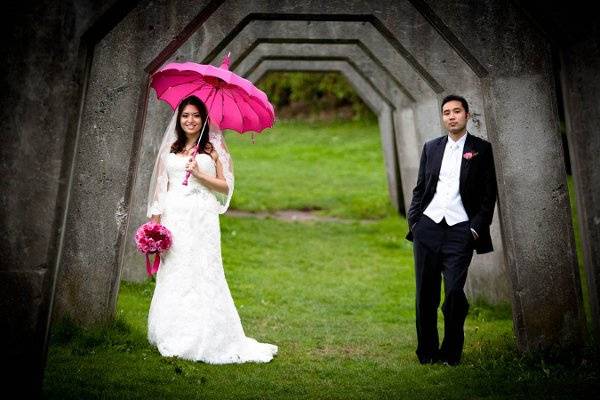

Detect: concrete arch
[190, 19, 507, 306]
[124, 36, 508, 305]
[203, 27, 507, 303]
[243, 58, 404, 215]
[48, 0, 584, 356]
[235, 42, 412, 212]
[183, 17, 486, 144]
[242, 58, 404, 209]
[153, 4, 586, 353]
[120, 56, 398, 282]
[239, 53, 506, 305]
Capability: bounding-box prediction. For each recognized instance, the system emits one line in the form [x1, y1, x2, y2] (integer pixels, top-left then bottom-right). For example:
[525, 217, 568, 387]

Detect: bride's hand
[185, 157, 203, 178]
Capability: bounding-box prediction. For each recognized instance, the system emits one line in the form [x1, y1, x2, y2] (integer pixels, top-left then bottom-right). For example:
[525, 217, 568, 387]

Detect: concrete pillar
[560, 29, 600, 339]
[484, 74, 585, 351]
[52, 0, 213, 324]
[0, 0, 127, 395]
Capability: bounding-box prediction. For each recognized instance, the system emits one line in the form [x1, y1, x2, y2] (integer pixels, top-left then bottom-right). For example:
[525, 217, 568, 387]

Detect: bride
[145, 95, 277, 364]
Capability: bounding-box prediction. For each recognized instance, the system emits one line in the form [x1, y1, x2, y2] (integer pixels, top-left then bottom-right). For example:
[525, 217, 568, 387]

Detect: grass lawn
[227, 119, 396, 219]
[43, 121, 599, 399]
[567, 175, 594, 337]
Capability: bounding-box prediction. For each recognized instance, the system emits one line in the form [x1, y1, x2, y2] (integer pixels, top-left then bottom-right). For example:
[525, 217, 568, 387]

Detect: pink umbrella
[150, 54, 274, 133]
[150, 53, 275, 184]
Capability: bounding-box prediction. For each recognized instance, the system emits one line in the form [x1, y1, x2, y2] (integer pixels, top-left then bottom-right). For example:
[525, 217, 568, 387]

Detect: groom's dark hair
[441, 94, 469, 114]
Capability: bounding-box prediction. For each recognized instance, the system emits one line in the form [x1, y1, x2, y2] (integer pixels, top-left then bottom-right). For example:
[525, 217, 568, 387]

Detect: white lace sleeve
[209, 125, 234, 214]
[147, 112, 177, 218]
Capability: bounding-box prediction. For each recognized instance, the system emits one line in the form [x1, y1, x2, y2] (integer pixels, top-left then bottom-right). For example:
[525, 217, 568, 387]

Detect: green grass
[226, 120, 395, 219]
[567, 175, 593, 340]
[43, 121, 599, 399]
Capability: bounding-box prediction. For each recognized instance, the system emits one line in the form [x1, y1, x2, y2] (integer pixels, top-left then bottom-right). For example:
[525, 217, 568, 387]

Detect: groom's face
[442, 100, 469, 134]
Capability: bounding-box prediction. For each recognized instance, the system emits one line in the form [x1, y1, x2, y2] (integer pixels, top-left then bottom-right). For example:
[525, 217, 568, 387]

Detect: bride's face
[180, 104, 202, 137]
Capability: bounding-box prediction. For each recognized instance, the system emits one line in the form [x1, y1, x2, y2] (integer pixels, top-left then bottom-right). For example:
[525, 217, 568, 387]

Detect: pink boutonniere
[463, 151, 478, 160]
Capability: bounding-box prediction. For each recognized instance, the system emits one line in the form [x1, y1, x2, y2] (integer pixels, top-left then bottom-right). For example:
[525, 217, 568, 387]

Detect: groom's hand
[470, 228, 479, 240]
[410, 217, 419, 231]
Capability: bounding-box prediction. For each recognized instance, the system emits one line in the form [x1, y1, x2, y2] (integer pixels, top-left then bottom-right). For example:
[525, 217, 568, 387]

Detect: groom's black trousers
[413, 215, 474, 364]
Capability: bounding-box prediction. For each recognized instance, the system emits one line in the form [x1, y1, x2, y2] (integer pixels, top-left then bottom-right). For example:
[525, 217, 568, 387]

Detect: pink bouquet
[134, 222, 173, 276]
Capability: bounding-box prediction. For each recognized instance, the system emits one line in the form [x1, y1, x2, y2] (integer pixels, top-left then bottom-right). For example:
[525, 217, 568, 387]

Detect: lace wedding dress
[147, 152, 277, 363]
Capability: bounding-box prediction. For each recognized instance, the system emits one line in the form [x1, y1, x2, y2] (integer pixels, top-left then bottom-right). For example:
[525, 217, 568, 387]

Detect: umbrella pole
[182, 115, 210, 186]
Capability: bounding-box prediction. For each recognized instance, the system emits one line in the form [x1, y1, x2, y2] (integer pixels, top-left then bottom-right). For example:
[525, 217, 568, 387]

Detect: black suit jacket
[405, 133, 497, 254]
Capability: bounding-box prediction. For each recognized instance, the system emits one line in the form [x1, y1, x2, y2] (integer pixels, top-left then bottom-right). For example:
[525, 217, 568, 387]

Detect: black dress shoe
[418, 354, 441, 365]
[418, 356, 435, 365]
[441, 359, 460, 366]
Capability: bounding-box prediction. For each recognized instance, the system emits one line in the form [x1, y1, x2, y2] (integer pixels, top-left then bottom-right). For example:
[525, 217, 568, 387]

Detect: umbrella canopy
[150, 54, 275, 133]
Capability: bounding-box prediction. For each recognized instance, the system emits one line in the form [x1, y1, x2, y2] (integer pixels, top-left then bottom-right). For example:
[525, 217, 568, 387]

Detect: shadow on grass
[470, 300, 513, 322]
[46, 309, 600, 400]
[50, 314, 145, 356]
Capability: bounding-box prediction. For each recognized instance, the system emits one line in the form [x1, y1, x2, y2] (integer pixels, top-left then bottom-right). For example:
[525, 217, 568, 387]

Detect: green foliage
[257, 71, 375, 121]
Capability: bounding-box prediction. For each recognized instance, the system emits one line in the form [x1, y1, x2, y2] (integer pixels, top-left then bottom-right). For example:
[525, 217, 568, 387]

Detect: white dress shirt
[423, 133, 469, 226]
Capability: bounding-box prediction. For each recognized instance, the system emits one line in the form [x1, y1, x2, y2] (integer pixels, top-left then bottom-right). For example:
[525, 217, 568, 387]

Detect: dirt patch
[225, 209, 375, 224]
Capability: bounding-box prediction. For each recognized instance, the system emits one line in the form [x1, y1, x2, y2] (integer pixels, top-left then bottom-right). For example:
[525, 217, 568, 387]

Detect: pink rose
[134, 222, 173, 254]
[134, 222, 173, 277]
[463, 151, 478, 160]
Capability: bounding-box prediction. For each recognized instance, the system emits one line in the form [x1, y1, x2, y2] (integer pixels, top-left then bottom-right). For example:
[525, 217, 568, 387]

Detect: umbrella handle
[182, 171, 191, 186]
[182, 145, 199, 186]
[182, 117, 209, 186]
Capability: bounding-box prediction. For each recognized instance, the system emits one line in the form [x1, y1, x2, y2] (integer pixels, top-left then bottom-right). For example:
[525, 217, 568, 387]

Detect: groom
[405, 95, 497, 366]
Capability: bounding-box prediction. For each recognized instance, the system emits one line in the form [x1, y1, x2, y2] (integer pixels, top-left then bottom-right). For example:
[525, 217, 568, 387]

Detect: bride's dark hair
[171, 95, 212, 154]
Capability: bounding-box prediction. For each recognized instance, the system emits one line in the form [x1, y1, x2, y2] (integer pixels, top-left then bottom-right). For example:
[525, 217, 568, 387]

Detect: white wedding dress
[147, 152, 277, 364]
